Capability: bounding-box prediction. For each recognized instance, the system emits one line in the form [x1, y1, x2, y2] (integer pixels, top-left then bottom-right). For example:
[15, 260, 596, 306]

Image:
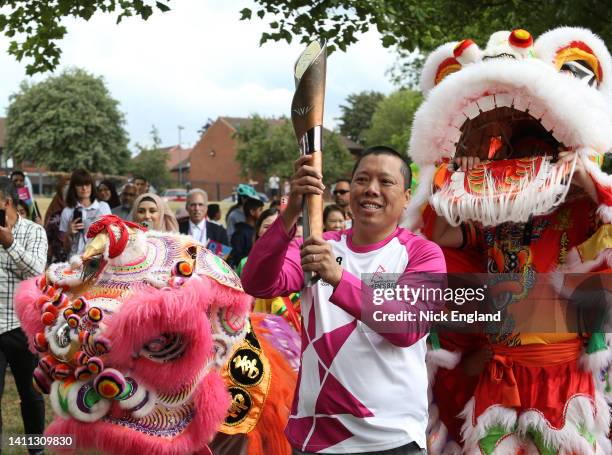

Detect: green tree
[129, 126, 172, 191]
[5, 67, 130, 173]
[362, 89, 423, 158]
[338, 91, 385, 145]
[242, 1, 612, 57]
[0, 0, 171, 75]
[234, 115, 354, 185]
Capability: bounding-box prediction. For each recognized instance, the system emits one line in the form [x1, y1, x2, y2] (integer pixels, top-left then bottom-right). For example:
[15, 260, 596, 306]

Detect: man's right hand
[282, 155, 325, 233]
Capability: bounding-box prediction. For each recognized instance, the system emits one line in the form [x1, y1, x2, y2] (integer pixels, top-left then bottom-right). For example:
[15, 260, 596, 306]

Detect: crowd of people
[0, 160, 369, 452]
[0, 134, 606, 455]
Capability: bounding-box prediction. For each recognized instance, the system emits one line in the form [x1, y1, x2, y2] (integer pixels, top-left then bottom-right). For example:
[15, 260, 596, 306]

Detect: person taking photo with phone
[59, 169, 111, 257]
[0, 177, 47, 453]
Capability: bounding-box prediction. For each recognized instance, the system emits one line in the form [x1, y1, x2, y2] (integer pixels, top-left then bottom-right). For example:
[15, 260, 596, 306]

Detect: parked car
[162, 188, 187, 202]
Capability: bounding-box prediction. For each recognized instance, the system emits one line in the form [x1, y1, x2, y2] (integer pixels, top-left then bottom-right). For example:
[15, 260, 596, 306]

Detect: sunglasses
[333, 189, 350, 195]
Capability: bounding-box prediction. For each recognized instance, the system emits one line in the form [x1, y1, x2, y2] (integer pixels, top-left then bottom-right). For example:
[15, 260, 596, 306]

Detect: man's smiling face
[350, 154, 410, 234]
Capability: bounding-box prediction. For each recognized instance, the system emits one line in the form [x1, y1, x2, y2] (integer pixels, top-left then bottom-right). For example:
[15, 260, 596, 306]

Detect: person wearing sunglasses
[332, 178, 352, 228]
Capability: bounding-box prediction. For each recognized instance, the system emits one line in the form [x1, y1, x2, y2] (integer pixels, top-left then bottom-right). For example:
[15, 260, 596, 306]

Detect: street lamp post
[178, 125, 185, 186]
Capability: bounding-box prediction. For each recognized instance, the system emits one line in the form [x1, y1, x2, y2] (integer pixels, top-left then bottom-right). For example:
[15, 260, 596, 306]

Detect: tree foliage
[5, 67, 130, 173]
[0, 0, 171, 75]
[242, 1, 612, 57]
[338, 91, 385, 145]
[129, 125, 172, 191]
[362, 89, 423, 158]
[234, 115, 355, 184]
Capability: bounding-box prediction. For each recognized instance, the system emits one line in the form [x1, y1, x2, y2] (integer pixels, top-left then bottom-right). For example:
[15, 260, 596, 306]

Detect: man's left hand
[0, 226, 14, 249]
[301, 235, 342, 287]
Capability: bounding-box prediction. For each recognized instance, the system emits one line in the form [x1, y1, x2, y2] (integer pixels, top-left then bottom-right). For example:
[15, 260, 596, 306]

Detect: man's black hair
[9, 170, 25, 180]
[132, 175, 148, 183]
[0, 177, 19, 206]
[207, 203, 221, 219]
[243, 197, 264, 219]
[351, 145, 412, 191]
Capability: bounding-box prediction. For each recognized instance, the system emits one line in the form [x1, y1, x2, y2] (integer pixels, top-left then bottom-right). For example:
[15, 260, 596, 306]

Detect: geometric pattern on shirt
[315, 372, 374, 418]
[311, 320, 373, 418]
[312, 319, 357, 368]
[306, 299, 317, 342]
[302, 416, 354, 453]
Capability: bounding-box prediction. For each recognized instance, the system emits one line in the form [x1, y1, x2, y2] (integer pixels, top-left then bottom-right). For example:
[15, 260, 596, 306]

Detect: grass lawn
[2, 371, 53, 454]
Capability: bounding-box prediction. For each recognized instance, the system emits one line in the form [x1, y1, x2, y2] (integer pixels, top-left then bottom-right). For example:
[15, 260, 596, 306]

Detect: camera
[72, 207, 84, 232]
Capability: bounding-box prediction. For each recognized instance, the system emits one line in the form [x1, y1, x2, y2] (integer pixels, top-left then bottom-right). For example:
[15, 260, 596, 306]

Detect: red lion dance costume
[404, 28, 612, 454]
[14, 215, 299, 455]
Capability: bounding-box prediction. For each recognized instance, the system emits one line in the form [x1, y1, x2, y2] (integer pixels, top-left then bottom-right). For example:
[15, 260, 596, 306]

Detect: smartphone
[72, 207, 83, 232]
[0, 209, 5, 227]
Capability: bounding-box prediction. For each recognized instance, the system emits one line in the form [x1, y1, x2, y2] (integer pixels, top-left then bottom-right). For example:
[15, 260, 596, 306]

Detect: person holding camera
[59, 169, 111, 257]
[0, 177, 47, 453]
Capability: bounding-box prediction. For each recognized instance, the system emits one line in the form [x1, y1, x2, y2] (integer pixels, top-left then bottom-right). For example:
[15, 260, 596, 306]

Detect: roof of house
[133, 145, 192, 170]
[218, 116, 363, 153]
[170, 157, 191, 172]
[166, 146, 192, 170]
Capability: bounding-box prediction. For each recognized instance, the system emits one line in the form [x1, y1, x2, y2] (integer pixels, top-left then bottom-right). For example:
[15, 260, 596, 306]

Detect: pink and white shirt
[242, 218, 446, 453]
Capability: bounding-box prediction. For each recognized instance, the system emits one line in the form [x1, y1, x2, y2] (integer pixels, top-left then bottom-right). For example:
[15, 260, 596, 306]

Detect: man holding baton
[242, 146, 446, 454]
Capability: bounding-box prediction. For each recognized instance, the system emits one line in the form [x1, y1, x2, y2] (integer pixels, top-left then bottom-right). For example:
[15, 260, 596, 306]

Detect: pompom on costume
[14, 215, 299, 455]
[403, 28, 612, 454]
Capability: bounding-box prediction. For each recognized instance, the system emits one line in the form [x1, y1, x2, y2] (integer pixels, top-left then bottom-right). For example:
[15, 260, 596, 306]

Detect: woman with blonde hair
[131, 193, 179, 232]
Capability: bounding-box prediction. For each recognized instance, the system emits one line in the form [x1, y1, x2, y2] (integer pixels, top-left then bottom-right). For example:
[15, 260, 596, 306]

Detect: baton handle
[306, 150, 323, 236]
[303, 150, 323, 286]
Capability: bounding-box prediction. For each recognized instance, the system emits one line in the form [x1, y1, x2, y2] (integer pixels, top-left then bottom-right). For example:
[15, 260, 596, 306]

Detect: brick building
[187, 116, 363, 200]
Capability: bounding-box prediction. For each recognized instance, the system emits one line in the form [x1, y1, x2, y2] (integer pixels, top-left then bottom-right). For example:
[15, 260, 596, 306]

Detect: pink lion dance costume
[15, 215, 299, 455]
[404, 28, 612, 454]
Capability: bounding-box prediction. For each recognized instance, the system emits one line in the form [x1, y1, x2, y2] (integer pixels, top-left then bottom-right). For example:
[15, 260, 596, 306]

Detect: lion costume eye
[553, 40, 602, 88]
[560, 60, 597, 86]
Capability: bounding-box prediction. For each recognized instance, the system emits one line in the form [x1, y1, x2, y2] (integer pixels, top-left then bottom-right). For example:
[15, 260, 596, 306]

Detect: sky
[0, 1, 398, 151]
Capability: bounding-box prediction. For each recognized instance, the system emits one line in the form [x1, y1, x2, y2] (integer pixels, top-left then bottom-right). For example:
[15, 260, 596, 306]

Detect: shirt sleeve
[329, 235, 447, 347]
[5, 223, 48, 279]
[59, 207, 72, 233]
[241, 217, 304, 297]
